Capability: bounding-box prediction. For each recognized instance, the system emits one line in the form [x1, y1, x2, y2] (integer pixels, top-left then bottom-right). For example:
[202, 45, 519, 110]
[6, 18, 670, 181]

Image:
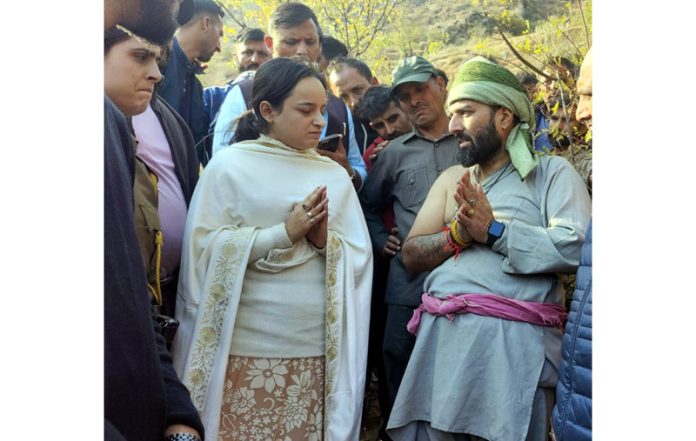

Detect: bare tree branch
[575, 0, 591, 49]
[501, 31, 547, 66]
[520, 0, 583, 57]
[217, 1, 248, 29]
[316, 0, 400, 57]
[360, 0, 396, 56]
[497, 28, 554, 81]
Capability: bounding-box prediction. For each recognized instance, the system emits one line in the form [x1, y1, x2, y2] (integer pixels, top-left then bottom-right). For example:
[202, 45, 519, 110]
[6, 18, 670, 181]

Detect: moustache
[455, 132, 474, 144]
[240, 63, 260, 72]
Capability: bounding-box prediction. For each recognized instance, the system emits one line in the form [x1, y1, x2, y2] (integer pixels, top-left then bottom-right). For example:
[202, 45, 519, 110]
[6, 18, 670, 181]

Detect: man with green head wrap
[360, 55, 461, 431]
[386, 57, 591, 441]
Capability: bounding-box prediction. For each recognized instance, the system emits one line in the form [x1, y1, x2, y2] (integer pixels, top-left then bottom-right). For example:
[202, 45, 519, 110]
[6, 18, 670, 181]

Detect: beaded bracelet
[449, 218, 470, 248]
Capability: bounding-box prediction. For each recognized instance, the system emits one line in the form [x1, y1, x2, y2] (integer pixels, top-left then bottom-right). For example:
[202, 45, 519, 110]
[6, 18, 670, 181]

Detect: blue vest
[552, 221, 592, 441]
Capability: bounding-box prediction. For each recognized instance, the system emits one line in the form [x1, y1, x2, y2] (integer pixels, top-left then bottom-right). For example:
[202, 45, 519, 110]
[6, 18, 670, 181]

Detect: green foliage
[315, 0, 404, 57]
[495, 10, 529, 35]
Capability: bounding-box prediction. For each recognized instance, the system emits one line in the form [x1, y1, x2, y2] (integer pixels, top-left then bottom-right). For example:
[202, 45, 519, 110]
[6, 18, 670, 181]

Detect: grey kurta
[387, 156, 591, 441]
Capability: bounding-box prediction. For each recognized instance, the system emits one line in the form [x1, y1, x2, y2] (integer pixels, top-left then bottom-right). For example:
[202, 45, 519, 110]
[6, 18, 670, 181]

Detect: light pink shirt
[132, 104, 188, 278]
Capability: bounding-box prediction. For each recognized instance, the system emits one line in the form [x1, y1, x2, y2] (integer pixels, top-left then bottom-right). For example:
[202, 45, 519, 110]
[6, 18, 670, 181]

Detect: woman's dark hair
[233, 57, 327, 143]
[104, 26, 130, 54]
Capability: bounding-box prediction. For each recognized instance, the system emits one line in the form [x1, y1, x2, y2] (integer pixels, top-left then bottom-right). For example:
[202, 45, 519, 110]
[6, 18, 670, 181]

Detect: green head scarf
[448, 56, 538, 179]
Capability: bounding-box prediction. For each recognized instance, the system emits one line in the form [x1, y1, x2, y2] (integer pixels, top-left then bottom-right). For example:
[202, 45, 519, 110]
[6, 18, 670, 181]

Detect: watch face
[487, 220, 505, 246]
[489, 220, 504, 237]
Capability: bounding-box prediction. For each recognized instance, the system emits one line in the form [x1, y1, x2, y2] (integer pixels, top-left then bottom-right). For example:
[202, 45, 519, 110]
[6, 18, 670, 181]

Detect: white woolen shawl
[171, 135, 373, 441]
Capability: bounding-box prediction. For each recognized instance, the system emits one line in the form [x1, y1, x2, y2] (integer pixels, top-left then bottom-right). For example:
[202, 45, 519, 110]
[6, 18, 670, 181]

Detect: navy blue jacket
[552, 221, 592, 441]
[203, 83, 233, 126]
[159, 38, 210, 163]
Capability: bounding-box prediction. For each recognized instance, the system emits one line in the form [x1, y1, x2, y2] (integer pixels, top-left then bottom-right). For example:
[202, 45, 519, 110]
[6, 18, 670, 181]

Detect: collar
[256, 134, 318, 157]
[240, 135, 335, 165]
[402, 127, 454, 144]
[233, 70, 256, 84]
[471, 159, 514, 187]
[172, 38, 204, 74]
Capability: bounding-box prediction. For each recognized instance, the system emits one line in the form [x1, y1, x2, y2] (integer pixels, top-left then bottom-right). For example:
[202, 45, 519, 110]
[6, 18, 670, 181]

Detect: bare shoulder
[441, 164, 467, 180]
[407, 165, 468, 239]
[436, 165, 467, 192]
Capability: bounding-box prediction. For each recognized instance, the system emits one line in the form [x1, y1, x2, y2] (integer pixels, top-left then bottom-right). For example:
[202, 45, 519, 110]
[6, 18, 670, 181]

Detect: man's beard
[128, 0, 180, 46]
[456, 118, 503, 167]
[240, 63, 260, 73]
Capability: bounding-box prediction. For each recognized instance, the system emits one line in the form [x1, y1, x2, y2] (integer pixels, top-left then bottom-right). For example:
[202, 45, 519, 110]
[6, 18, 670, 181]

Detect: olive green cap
[390, 56, 439, 96]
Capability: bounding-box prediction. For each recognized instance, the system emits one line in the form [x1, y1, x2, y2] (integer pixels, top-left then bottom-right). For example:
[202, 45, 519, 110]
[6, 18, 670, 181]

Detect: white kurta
[172, 135, 373, 441]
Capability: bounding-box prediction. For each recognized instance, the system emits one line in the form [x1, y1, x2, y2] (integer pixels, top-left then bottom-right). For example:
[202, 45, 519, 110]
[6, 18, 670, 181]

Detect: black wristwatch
[486, 219, 505, 246]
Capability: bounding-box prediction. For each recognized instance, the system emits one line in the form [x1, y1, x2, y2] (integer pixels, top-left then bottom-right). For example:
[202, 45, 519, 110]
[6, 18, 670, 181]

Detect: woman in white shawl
[172, 57, 373, 441]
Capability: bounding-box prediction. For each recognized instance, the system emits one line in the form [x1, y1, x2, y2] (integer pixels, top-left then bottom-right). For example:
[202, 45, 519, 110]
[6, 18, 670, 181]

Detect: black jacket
[104, 98, 204, 441]
[353, 114, 379, 156]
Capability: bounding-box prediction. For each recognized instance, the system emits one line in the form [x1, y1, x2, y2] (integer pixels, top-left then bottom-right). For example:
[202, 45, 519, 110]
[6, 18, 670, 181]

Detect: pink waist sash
[407, 292, 567, 335]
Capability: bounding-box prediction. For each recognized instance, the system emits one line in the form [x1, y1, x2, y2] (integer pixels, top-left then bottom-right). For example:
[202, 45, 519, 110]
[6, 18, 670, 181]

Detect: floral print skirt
[218, 355, 325, 441]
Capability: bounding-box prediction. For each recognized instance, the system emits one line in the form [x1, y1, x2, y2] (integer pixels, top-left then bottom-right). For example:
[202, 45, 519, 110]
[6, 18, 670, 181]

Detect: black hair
[125, 0, 179, 46]
[184, 0, 224, 25]
[354, 86, 398, 121]
[435, 68, 449, 87]
[546, 89, 575, 110]
[546, 56, 578, 77]
[516, 72, 538, 86]
[233, 57, 327, 142]
[322, 37, 348, 62]
[104, 26, 131, 54]
[326, 56, 373, 82]
[268, 2, 323, 38]
[236, 27, 265, 43]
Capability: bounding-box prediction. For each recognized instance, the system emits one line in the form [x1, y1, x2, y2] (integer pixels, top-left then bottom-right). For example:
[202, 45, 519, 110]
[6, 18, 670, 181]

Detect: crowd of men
[104, 0, 592, 440]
